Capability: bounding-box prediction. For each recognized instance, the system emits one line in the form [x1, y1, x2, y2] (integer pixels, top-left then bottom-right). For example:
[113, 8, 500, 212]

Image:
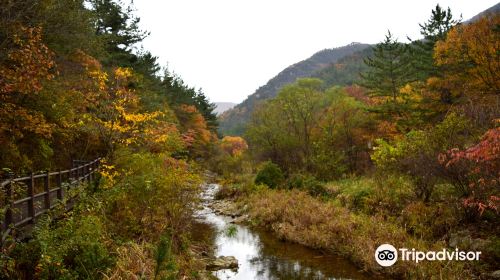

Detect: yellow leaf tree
[434, 15, 500, 96]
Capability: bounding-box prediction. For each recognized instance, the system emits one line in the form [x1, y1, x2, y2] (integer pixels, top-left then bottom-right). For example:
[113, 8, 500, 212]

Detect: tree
[80, 64, 164, 157]
[409, 4, 460, 82]
[175, 105, 214, 158]
[161, 70, 218, 132]
[372, 113, 473, 202]
[315, 88, 372, 175]
[247, 80, 373, 179]
[361, 31, 414, 121]
[90, 0, 149, 66]
[0, 26, 56, 170]
[247, 78, 325, 172]
[434, 15, 500, 97]
[220, 136, 248, 157]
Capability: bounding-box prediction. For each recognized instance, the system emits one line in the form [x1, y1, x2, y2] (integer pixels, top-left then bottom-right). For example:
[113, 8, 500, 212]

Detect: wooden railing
[1, 158, 100, 242]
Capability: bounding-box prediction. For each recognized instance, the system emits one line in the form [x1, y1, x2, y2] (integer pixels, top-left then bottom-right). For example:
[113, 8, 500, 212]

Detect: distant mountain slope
[466, 2, 499, 23]
[214, 102, 236, 115]
[218, 43, 371, 135]
[312, 47, 373, 89]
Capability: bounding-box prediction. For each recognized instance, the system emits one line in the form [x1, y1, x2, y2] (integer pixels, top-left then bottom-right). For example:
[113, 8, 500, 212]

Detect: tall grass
[246, 188, 473, 279]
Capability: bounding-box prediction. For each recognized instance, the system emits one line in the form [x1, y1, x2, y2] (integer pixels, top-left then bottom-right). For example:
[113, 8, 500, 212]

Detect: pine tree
[409, 5, 460, 81]
[91, 0, 149, 66]
[361, 31, 414, 117]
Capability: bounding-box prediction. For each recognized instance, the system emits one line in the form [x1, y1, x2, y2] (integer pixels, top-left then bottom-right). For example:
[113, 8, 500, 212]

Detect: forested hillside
[214, 4, 499, 279]
[311, 47, 372, 89]
[0, 0, 218, 278]
[219, 3, 500, 137]
[1, 1, 499, 279]
[218, 43, 370, 135]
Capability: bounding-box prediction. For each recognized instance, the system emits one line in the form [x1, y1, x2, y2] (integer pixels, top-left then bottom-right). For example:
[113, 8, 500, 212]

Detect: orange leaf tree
[0, 26, 56, 170]
[220, 136, 248, 156]
[434, 15, 500, 96]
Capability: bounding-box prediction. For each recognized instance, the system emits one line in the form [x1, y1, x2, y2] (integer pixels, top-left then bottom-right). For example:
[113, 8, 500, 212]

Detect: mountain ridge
[214, 102, 236, 115]
[219, 42, 371, 135]
[218, 3, 499, 136]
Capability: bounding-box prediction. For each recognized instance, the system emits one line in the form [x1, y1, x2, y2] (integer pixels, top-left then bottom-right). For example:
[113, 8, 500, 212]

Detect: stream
[193, 183, 375, 280]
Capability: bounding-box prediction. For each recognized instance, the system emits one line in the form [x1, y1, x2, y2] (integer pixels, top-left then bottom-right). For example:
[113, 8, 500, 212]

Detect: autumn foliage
[434, 15, 500, 96]
[220, 136, 248, 156]
[440, 127, 500, 215]
[0, 1, 219, 278]
[0, 26, 56, 169]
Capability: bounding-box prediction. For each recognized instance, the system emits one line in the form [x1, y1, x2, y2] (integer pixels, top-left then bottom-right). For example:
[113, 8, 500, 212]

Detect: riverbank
[196, 183, 375, 279]
[213, 178, 497, 279]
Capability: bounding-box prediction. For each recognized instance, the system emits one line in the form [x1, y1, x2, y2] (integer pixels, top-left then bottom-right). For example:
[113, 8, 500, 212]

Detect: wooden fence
[1, 158, 100, 242]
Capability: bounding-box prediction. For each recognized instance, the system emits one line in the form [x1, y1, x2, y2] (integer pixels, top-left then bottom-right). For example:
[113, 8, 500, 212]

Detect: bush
[371, 113, 473, 202]
[325, 176, 414, 215]
[254, 161, 284, 188]
[214, 183, 254, 200]
[105, 149, 201, 244]
[286, 173, 327, 196]
[401, 201, 459, 240]
[331, 178, 374, 212]
[371, 174, 415, 215]
[34, 214, 114, 279]
[439, 127, 500, 217]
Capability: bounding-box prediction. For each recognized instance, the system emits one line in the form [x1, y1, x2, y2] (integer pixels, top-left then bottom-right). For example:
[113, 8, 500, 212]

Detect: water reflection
[193, 184, 375, 280]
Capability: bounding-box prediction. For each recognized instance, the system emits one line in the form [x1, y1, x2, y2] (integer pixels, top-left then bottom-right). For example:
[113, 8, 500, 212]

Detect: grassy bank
[216, 175, 498, 279]
[244, 189, 469, 279]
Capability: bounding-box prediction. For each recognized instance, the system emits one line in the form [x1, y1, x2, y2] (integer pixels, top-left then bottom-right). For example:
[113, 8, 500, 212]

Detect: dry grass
[104, 242, 155, 280]
[246, 189, 473, 279]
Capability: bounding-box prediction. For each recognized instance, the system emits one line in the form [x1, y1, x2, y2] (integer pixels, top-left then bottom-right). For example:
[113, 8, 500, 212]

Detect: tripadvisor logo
[375, 244, 398, 267]
[375, 244, 481, 267]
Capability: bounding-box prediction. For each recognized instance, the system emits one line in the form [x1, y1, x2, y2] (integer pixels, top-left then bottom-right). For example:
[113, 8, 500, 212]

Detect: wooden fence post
[70, 160, 74, 183]
[74, 165, 77, 182]
[79, 165, 83, 183]
[78, 165, 82, 183]
[1, 157, 100, 240]
[87, 162, 92, 185]
[44, 171, 50, 210]
[4, 180, 13, 231]
[74, 165, 78, 183]
[89, 162, 94, 183]
[57, 169, 62, 200]
[28, 173, 35, 223]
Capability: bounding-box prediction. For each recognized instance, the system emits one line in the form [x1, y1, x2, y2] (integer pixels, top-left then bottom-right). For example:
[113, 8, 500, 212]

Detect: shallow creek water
[192, 183, 377, 280]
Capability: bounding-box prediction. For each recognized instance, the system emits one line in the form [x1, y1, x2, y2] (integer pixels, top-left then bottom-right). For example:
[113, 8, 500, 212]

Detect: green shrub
[106, 149, 201, 243]
[286, 173, 326, 196]
[324, 176, 414, 215]
[328, 178, 375, 212]
[7, 241, 41, 279]
[371, 174, 415, 215]
[153, 233, 177, 280]
[401, 201, 459, 240]
[254, 161, 284, 188]
[34, 214, 114, 279]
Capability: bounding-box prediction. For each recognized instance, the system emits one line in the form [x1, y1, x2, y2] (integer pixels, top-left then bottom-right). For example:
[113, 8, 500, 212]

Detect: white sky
[132, 0, 498, 103]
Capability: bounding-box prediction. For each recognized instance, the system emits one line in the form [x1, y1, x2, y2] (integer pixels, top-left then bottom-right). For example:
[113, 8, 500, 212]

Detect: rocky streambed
[192, 183, 373, 280]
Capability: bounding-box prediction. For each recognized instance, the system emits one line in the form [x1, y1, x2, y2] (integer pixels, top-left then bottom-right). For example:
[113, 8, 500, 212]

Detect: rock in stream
[206, 256, 239, 271]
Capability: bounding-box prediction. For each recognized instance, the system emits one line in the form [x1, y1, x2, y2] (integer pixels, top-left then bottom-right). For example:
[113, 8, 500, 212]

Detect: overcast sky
[131, 0, 498, 103]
